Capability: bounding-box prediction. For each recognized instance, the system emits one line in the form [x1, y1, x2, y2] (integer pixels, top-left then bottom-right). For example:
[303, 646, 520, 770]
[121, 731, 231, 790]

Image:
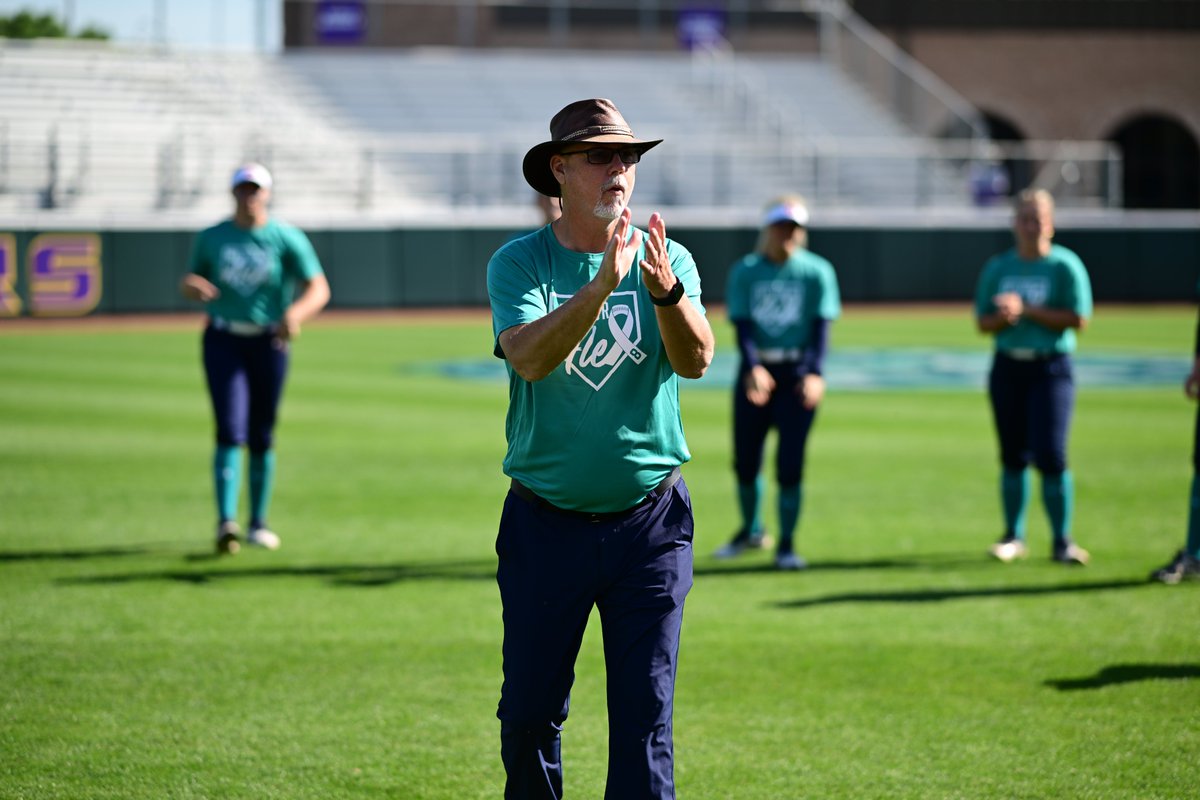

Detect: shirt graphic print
[218, 242, 273, 297]
[998, 275, 1051, 306]
[750, 280, 805, 337]
[555, 290, 647, 390]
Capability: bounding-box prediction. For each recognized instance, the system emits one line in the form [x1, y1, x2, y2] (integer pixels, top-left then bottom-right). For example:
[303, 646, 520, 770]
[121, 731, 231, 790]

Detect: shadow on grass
[57, 557, 496, 587]
[1045, 664, 1200, 691]
[696, 552, 992, 578]
[774, 578, 1149, 609]
[0, 544, 182, 562]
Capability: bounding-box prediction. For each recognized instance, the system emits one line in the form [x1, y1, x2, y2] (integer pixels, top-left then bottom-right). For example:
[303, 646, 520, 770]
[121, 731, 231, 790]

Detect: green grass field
[1, 305, 1196, 799]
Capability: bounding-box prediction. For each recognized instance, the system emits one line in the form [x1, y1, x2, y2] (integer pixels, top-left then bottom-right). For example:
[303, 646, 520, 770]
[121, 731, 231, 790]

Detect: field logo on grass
[555, 290, 646, 390]
[430, 349, 1183, 390]
[751, 280, 803, 336]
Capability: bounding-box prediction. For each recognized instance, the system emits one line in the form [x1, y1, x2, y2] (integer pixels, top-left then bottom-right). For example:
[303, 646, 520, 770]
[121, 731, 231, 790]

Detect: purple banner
[677, 6, 726, 51]
[316, 0, 366, 45]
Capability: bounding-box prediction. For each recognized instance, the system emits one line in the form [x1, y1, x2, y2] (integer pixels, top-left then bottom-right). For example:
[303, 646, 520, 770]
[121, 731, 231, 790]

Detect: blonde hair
[1015, 188, 1055, 214]
[755, 193, 809, 254]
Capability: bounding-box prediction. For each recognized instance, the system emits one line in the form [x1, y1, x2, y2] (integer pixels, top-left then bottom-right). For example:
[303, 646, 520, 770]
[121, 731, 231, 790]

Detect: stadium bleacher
[0, 40, 974, 224]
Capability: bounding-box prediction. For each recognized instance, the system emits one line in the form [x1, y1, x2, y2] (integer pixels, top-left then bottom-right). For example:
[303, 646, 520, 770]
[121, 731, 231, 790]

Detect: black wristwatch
[649, 278, 685, 307]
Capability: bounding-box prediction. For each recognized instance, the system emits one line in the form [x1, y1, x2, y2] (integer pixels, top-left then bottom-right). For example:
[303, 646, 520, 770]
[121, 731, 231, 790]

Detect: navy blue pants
[495, 479, 694, 800]
[1193, 403, 1200, 472]
[988, 353, 1074, 474]
[733, 363, 817, 486]
[202, 325, 289, 451]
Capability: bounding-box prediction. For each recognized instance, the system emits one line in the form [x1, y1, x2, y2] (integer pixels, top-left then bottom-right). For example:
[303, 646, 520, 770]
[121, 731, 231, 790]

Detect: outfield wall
[0, 224, 1195, 317]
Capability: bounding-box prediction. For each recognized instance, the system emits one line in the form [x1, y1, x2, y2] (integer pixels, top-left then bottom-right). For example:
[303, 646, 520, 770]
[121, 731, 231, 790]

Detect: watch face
[652, 278, 684, 306]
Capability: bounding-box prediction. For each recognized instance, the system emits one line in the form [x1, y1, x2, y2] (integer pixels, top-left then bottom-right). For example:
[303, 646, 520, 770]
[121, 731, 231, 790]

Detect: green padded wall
[0, 224, 1194, 317]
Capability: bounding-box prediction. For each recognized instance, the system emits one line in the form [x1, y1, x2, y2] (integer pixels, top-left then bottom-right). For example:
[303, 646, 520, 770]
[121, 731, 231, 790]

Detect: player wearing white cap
[713, 195, 841, 570]
[180, 163, 330, 555]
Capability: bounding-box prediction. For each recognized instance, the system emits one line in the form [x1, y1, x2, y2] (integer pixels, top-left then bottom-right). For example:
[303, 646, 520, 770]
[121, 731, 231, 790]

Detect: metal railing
[816, 0, 988, 141]
[220, 134, 1123, 211]
[0, 122, 1122, 217]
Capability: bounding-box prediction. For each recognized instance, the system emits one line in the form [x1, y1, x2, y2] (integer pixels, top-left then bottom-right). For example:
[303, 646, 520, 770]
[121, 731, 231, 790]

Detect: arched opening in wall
[980, 111, 1031, 198]
[1109, 114, 1200, 209]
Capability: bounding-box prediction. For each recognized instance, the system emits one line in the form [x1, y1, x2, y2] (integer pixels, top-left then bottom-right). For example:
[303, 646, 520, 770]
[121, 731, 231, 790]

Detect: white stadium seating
[0, 40, 972, 225]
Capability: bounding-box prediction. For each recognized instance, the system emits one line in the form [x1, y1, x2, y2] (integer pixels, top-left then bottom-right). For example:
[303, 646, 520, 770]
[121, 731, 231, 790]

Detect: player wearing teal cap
[974, 189, 1092, 565]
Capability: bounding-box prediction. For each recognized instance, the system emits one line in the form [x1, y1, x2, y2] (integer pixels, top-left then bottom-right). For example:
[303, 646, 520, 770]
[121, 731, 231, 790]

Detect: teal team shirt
[726, 249, 841, 349]
[188, 219, 324, 326]
[488, 224, 706, 512]
[974, 244, 1092, 354]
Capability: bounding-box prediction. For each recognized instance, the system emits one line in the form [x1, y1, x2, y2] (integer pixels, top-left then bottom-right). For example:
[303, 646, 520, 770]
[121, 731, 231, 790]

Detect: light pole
[256, 0, 266, 51]
[213, 0, 225, 47]
[154, 0, 168, 47]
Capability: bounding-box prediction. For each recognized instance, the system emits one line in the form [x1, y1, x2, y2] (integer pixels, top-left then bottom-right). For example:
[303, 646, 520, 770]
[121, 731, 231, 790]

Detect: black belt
[509, 466, 681, 521]
[999, 349, 1062, 362]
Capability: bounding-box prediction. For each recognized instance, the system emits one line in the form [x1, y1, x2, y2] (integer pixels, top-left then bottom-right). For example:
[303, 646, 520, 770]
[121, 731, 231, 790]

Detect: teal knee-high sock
[1187, 473, 1200, 559]
[1042, 470, 1074, 545]
[778, 483, 802, 553]
[214, 445, 241, 523]
[737, 476, 764, 535]
[249, 450, 276, 529]
[1001, 468, 1030, 540]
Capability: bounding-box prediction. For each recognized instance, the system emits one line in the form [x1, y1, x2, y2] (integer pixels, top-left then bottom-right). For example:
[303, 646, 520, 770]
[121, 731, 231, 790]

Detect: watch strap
[649, 278, 685, 307]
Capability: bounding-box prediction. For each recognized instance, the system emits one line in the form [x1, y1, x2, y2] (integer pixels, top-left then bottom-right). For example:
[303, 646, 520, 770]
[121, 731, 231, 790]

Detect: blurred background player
[1149, 307, 1200, 583]
[974, 188, 1092, 566]
[713, 195, 840, 570]
[535, 191, 562, 225]
[180, 163, 330, 555]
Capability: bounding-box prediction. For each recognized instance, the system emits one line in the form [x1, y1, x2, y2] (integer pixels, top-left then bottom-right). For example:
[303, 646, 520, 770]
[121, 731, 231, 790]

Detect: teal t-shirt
[487, 224, 706, 512]
[974, 244, 1092, 355]
[188, 219, 324, 326]
[726, 249, 841, 349]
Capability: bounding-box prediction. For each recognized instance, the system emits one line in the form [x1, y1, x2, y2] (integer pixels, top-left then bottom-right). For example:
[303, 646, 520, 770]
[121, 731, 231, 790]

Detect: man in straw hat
[487, 98, 714, 798]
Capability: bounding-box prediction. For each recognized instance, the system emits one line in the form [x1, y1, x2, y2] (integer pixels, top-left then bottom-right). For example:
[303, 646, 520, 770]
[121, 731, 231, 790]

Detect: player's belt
[758, 347, 802, 364]
[210, 317, 272, 337]
[1001, 348, 1055, 362]
[509, 466, 682, 522]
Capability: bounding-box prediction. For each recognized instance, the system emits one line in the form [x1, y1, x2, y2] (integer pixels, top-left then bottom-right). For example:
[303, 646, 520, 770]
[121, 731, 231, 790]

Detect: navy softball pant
[733, 362, 817, 486]
[1193, 401, 1200, 472]
[495, 478, 694, 800]
[202, 325, 289, 452]
[988, 352, 1074, 475]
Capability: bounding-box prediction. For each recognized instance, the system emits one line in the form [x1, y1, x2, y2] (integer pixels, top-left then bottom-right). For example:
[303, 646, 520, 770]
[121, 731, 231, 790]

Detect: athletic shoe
[1052, 541, 1090, 566]
[988, 537, 1028, 563]
[774, 552, 808, 571]
[247, 527, 281, 550]
[1149, 549, 1200, 584]
[713, 529, 772, 559]
[216, 520, 241, 555]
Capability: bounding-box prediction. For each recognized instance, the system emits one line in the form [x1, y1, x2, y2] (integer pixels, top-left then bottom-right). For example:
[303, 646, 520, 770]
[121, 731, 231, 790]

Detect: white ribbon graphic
[563, 296, 646, 389]
[607, 304, 646, 364]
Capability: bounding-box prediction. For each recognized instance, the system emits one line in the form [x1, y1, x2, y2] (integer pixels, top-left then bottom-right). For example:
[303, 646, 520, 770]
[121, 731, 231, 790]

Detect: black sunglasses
[561, 147, 642, 165]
